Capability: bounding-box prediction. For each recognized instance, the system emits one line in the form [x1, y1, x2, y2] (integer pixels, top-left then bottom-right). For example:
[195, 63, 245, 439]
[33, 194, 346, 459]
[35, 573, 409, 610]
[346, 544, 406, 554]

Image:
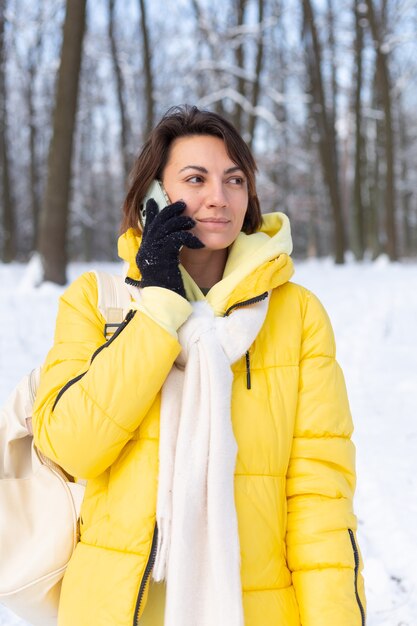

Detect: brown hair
[120, 105, 262, 234]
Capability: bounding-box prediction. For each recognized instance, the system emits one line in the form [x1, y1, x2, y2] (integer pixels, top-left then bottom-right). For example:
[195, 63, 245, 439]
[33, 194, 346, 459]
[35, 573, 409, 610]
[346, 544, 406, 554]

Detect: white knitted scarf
[152, 295, 270, 626]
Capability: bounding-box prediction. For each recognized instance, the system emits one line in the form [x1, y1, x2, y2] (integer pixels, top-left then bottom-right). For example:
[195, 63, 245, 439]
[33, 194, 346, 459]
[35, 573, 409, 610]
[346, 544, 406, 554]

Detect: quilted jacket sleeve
[286, 290, 366, 625]
[33, 272, 185, 479]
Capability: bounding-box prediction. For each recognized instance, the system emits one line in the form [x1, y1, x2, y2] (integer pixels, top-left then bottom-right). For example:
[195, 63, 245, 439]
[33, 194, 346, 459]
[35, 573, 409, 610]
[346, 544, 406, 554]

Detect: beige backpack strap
[93, 270, 132, 339]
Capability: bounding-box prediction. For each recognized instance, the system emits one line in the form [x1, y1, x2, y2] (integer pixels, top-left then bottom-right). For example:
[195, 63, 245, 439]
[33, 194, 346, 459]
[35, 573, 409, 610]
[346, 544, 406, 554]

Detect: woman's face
[162, 135, 249, 251]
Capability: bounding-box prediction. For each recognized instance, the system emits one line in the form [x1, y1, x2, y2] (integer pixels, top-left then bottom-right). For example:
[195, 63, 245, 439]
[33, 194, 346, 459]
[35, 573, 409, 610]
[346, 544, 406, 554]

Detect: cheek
[233, 201, 248, 230]
[237, 207, 247, 227]
[181, 194, 202, 218]
[164, 182, 182, 205]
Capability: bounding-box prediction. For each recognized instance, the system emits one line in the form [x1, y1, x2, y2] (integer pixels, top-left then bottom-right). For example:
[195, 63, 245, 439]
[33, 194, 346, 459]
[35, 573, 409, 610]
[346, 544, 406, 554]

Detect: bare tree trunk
[25, 19, 44, 251]
[138, 0, 154, 137]
[326, 0, 337, 129]
[352, 0, 365, 260]
[190, 0, 227, 119]
[271, 0, 290, 219]
[365, 0, 397, 260]
[38, 0, 87, 284]
[368, 152, 380, 259]
[108, 0, 131, 180]
[233, 0, 248, 134]
[27, 78, 41, 250]
[398, 102, 412, 256]
[367, 100, 382, 260]
[247, 0, 265, 150]
[0, 0, 15, 262]
[301, 0, 346, 263]
[78, 66, 95, 262]
[306, 141, 321, 258]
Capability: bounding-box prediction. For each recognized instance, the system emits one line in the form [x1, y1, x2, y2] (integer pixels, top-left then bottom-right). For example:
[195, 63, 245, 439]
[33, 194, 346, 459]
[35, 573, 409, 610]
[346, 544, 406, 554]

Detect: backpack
[0, 270, 132, 626]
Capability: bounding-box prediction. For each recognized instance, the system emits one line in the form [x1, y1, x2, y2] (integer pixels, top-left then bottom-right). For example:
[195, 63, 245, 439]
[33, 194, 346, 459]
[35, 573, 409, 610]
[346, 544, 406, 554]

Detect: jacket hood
[118, 211, 294, 315]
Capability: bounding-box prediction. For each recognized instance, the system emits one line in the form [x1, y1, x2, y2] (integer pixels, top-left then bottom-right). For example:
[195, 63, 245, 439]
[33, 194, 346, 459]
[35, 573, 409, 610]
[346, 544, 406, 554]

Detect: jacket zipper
[52, 309, 136, 410]
[90, 309, 136, 363]
[348, 529, 366, 625]
[224, 292, 268, 390]
[133, 525, 158, 626]
[223, 291, 269, 317]
[125, 275, 141, 288]
[245, 351, 251, 389]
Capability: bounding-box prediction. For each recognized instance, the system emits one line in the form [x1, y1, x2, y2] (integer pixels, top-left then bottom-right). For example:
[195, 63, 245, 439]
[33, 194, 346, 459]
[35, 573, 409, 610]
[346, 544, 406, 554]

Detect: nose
[206, 180, 228, 208]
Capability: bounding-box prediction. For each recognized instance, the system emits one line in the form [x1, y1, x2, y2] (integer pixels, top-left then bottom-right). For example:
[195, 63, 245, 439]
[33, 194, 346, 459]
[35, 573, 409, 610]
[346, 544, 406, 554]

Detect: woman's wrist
[136, 286, 193, 337]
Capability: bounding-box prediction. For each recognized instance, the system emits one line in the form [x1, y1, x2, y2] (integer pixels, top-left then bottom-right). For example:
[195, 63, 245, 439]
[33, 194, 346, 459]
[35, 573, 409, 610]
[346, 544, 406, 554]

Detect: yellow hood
[118, 211, 294, 315]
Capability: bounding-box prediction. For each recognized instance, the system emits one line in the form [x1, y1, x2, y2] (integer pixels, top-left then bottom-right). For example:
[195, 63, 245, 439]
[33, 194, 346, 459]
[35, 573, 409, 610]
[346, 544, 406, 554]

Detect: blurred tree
[2, 0, 416, 264]
[138, 0, 154, 137]
[190, 0, 271, 143]
[233, 0, 248, 134]
[189, 0, 229, 119]
[265, 0, 290, 217]
[326, 0, 337, 132]
[367, 96, 383, 260]
[351, 0, 366, 260]
[0, 0, 15, 263]
[398, 98, 412, 257]
[37, 0, 87, 284]
[301, 0, 346, 263]
[108, 0, 131, 181]
[247, 0, 265, 150]
[24, 5, 44, 251]
[365, 0, 397, 260]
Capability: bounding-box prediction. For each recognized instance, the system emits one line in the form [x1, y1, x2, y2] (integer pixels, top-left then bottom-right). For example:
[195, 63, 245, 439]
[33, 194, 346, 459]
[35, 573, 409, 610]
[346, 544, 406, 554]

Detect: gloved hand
[136, 198, 204, 298]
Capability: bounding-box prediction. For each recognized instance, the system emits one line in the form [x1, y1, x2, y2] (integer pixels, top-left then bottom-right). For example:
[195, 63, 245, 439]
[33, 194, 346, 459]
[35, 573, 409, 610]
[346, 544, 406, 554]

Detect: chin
[199, 234, 237, 251]
[196, 227, 241, 250]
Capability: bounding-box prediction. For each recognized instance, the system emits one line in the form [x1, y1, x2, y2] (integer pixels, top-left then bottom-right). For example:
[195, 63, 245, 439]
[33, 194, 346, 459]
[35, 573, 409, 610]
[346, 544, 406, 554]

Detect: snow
[295, 257, 417, 626]
[1, 258, 417, 626]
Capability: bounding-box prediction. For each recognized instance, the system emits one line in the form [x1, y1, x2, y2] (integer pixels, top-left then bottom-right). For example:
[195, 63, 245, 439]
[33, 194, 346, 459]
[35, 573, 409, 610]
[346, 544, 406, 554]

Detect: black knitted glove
[136, 198, 204, 298]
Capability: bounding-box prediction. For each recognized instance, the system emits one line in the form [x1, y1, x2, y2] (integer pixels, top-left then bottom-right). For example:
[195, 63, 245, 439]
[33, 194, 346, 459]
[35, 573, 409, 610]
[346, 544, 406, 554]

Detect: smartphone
[140, 179, 170, 228]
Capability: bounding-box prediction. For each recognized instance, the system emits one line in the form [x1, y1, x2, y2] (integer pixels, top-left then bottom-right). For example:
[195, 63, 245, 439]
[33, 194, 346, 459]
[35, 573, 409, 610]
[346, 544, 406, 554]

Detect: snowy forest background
[1, 0, 417, 281]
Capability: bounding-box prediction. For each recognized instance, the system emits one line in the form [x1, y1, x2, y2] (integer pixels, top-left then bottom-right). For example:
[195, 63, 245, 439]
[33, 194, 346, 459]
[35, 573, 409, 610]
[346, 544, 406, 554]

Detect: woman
[33, 105, 366, 626]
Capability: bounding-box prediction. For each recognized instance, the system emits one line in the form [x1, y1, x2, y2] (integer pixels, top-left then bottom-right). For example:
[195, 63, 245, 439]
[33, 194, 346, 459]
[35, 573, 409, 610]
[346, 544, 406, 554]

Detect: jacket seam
[233, 359, 334, 372]
[133, 435, 158, 441]
[233, 363, 299, 371]
[301, 290, 311, 324]
[291, 564, 356, 573]
[235, 473, 284, 478]
[243, 585, 293, 593]
[78, 382, 134, 435]
[287, 494, 350, 502]
[300, 354, 335, 361]
[291, 434, 351, 440]
[79, 539, 153, 556]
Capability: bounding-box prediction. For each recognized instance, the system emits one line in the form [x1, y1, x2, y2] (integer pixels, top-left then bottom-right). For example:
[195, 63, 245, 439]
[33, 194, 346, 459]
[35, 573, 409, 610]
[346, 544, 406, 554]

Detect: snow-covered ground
[1, 257, 416, 626]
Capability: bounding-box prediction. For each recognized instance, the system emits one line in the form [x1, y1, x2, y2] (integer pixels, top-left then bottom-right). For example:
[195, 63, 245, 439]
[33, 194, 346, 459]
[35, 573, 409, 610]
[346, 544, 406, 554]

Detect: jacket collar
[118, 211, 294, 315]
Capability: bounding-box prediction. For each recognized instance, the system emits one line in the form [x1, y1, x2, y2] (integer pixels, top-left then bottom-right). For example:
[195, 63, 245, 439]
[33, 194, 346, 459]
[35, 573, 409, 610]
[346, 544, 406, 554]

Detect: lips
[197, 218, 230, 223]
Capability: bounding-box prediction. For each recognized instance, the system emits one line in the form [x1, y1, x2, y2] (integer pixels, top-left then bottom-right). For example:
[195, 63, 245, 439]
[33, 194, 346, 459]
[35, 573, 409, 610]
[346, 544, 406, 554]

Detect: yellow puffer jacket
[33, 212, 366, 626]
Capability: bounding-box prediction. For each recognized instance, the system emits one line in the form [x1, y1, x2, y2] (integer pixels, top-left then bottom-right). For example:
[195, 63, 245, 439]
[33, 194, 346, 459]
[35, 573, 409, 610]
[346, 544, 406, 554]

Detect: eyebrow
[178, 165, 244, 174]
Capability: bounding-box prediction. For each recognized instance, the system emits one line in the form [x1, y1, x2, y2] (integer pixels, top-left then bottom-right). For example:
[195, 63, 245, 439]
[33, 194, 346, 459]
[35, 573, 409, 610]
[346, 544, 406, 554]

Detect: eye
[186, 175, 205, 184]
[228, 176, 245, 186]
